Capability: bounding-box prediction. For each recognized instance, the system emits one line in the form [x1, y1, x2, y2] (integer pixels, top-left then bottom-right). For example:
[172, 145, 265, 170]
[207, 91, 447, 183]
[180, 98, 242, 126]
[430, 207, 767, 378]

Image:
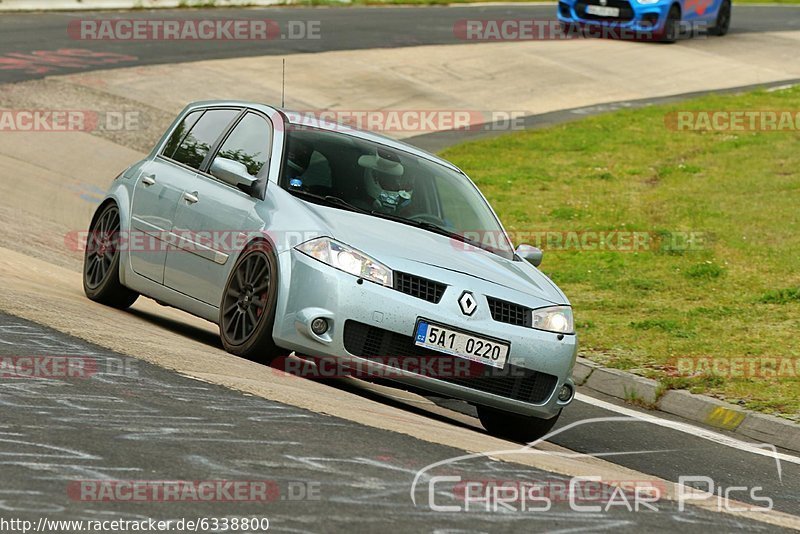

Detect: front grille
[393, 272, 446, 304]
[487, 297, 532, 328]
[575, 0, 634, 22]
[343, 321, 558, 404]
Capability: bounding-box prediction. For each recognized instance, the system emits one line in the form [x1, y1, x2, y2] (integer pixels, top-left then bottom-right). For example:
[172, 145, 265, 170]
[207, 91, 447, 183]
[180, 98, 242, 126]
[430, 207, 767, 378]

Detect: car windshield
[279, 126, 514, 260]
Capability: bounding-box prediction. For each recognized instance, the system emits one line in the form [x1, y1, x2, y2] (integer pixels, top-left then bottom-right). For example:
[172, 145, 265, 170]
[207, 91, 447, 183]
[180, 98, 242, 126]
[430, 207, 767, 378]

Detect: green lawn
[440, 86, 800, 420]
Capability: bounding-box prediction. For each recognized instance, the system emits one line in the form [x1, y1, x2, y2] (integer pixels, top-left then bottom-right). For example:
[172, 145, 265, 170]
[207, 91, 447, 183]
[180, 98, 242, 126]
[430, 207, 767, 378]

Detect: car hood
[306, 204, 567, 306]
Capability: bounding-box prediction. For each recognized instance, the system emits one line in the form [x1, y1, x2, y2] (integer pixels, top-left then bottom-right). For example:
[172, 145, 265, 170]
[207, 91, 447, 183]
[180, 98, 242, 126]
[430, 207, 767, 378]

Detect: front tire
[660, 6, 682, 43]
[477, 405, 562, 443]
[710, 0, 731, 36]
[83, 203, 139, 309]
[219, 241, 283, 362]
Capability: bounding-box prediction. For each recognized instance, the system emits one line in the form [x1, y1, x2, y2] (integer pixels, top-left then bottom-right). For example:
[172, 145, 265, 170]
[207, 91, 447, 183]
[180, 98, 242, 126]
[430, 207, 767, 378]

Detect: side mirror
[210, 156, 257, 188]
[516, 244, 543, 267]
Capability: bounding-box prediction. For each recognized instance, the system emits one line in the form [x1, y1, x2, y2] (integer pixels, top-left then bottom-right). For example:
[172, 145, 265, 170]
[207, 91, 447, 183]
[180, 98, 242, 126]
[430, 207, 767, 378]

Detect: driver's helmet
[358, 149, 414, 212]
[286, 137, 313, 181]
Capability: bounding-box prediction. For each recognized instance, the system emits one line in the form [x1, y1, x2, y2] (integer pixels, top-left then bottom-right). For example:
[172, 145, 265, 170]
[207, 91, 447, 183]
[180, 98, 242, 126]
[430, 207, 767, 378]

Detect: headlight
[532, 306, 574, 334]
[296, 237, 392, 287]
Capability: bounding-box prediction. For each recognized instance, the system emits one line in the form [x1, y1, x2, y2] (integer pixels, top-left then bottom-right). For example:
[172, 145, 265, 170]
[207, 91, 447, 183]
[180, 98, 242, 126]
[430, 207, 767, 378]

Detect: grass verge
[440, 86, 800, 420]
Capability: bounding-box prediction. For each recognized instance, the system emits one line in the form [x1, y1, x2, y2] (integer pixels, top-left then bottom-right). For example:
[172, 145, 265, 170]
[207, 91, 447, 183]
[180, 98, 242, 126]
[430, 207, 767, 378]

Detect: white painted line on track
[575, 393, 800, 466]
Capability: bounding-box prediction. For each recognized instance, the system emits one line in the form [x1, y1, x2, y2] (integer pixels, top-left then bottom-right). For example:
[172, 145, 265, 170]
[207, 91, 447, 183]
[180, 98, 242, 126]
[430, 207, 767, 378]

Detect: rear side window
[167, 109, 239, 170]
[216, 113, 272, 177]
[162, 110, 202, 160]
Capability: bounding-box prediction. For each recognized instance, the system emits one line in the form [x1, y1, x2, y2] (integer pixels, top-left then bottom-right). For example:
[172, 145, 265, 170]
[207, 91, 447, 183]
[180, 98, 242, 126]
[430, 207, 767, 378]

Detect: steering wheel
[408, 213, 448, 227]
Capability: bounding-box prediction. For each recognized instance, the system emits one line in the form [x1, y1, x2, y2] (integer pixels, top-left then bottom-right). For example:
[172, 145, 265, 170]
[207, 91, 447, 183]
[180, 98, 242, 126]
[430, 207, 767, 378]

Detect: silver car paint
[103, 100, 576, 419]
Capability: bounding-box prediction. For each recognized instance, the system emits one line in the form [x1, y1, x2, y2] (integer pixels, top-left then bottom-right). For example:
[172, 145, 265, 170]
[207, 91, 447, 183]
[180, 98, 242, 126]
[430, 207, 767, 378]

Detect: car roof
[183, 100, 463, 174]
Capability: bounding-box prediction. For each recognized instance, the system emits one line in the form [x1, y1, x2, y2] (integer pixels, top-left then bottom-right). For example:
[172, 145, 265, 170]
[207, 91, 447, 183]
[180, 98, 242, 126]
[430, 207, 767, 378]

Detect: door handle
[141, 174, 156, 186]
[183, 191, 199, 204]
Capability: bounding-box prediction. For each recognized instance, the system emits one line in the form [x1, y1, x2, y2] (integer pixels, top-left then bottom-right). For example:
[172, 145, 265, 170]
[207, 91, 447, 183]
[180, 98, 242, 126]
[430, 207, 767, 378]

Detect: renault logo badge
[458, 291, 478, 316]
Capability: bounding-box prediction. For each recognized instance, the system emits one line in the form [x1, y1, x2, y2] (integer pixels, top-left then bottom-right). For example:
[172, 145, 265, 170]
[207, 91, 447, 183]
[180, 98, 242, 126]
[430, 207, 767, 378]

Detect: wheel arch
[94, 186, 133, 285]
[218, 234, 285, 359]
[221, 234, 281, 305]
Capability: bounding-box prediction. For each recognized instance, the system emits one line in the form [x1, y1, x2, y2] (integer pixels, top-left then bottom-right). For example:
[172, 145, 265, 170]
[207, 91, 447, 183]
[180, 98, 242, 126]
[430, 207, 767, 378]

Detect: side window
[215, 113, 272, 178]
[162, 110, 202, 160]
[171, 109, 239, 170]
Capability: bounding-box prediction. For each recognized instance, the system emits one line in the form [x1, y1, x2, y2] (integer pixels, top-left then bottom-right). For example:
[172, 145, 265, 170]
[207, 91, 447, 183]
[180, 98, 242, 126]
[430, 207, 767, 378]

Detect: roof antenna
[281, 58, 285, 108]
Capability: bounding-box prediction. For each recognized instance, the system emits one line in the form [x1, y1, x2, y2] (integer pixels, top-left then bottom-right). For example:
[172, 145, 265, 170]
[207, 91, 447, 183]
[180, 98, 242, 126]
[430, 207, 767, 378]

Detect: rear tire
[83, 203, 139, 309]
[710, 0, 731, 36]
[477, 405, 562, 443]
[219, 241, 283, 363]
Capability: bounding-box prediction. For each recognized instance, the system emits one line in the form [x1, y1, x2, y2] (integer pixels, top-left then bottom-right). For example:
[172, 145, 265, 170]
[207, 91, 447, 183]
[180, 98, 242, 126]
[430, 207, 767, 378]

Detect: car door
[128, 110, 206, 283]
[163, 111, 274, 307]
[129, 108, 240, 284]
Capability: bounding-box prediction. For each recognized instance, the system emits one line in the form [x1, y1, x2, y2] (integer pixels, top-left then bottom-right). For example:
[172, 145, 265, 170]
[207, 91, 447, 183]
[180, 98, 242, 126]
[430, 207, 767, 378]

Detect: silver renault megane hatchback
[83, 101, 578, 441]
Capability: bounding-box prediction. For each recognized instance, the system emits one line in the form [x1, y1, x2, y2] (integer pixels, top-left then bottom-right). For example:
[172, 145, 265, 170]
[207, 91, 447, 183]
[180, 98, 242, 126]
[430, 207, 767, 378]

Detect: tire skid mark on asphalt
[0, 49, 138, 77]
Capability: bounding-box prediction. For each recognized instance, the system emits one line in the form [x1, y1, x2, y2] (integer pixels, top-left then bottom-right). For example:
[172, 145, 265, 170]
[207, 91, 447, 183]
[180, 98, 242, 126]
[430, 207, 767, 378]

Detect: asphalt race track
[1, 6, 799, 84]
[0, 4, 799, 532]
[4, 312, 797, 532]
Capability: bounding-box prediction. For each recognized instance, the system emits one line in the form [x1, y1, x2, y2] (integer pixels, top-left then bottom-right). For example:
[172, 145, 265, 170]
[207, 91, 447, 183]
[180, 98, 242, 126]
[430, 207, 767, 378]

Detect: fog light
[642, 13, 660, 28]
[310, 318, 329, 336]
[558, 384, 574, 403]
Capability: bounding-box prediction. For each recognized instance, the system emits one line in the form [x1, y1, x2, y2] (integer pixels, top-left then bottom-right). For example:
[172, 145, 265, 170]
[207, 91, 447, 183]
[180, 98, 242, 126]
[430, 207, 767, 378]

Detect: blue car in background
[557, 0, 732, 42]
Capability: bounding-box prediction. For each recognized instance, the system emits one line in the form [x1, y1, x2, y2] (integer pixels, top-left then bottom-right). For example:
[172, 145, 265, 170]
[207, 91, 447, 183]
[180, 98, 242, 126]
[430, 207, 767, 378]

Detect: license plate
[586, 5, 620, 16]
[414, 321, 509, 369]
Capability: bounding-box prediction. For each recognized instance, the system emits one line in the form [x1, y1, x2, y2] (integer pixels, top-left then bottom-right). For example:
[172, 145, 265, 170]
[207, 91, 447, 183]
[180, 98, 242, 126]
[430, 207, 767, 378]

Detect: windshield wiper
[288, 189, 369, 214]
[368, 210, 486, 250]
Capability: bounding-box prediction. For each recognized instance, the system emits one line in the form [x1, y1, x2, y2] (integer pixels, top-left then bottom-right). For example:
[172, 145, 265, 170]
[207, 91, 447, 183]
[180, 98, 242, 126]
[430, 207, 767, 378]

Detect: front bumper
[558, 0, 672, 34]
[272, 249, 577, 419]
